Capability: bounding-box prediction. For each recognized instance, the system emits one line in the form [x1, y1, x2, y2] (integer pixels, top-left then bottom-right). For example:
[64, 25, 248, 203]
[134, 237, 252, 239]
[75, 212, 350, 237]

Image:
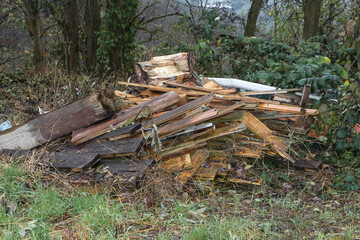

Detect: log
[71, 91, 179, 145]
[0, 90, 115, 150]
[129, 52, 196, 86]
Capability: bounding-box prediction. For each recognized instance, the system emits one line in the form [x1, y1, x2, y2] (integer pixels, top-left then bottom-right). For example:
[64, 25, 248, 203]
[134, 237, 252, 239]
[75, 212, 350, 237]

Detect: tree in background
[302, 0, 323, 39]
[23, 0, 44, 68]
[244, 0, 263, 37]
[85, 0, 100, 71]
[62, 0, 80, 72]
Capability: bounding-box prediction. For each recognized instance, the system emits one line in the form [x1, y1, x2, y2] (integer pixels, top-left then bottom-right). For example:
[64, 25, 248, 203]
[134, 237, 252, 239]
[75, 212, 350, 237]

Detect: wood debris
[0, 52, 324, 186]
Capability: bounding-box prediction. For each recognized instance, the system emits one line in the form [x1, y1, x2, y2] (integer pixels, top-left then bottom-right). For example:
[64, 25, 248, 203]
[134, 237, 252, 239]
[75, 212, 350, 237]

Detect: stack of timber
[0, 52, 323, 186]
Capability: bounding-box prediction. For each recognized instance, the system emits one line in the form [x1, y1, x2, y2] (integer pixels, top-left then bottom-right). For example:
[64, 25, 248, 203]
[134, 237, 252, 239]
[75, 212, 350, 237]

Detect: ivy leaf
[320, 56, 331, 64]
[340, 69, 349, 79]
[298, 78, 307, 86]
[345, 112, 355, 126]
[199, 41, 207, 49]
[344, 175, 356, 183]
[337, 129, 348, 139]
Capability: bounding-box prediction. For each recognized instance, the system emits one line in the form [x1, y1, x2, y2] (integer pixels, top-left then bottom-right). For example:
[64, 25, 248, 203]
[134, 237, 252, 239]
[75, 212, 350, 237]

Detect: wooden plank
[72, 91, 179, 145]
[92, 124, 141, 142]
[79, 138, 144, 158]
[0, 90, 115, 150]
[160, 153, 192, 171]
[300, 84, 311, 107]
[239, 88, 302, 96]
[241, 111, 295, 163]
[289, 159, 322, 170]
[164, 81, 237, 94]
[175, 150, 209, 185]
[193, 167, 218, 181]
[142, 93, 214, 129]
[157, 109, 218, 137]
[232, 149, 263, 159]
[229, 178, 262, 186]
[258, 103, 318, 115]
[46, 152, 100, 172]
[119, 82, 281, 104]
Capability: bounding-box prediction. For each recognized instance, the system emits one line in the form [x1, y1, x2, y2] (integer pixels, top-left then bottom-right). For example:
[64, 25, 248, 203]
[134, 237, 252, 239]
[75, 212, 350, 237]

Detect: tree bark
[244, 0, 263, 37]
[302, 0, 323, 40]
[0, 90, 116, 150]
[85, 0, 100, 71]
[63, 0, 80, 72]
[23, 0, 44, 68]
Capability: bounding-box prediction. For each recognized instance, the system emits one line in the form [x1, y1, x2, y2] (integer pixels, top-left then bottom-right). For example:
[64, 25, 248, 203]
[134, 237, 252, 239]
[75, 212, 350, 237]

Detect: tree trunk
[106, 0, 138, 73]
[85, 0, 100, 71]
[63, 0, 80, 72]
[244, 0, 263, 37]
[23, 0, 44, 68]
[302, 0, 323, 40]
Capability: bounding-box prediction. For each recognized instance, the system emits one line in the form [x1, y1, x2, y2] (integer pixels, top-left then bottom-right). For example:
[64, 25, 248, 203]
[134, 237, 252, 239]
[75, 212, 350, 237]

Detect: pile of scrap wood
[0, 53, 323, 186]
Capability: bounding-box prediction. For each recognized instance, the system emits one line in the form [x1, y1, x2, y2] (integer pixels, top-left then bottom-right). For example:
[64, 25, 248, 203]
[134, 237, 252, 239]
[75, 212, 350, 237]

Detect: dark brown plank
[47, 152, 100, 172]
[80, 137, 144, 158]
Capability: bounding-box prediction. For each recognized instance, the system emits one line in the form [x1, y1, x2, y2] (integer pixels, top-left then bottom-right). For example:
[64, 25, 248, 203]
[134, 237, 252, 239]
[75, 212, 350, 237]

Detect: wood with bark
[129, 52, 196, 86]
[72, 91, 179, 145]
[0, 90, 115, 150]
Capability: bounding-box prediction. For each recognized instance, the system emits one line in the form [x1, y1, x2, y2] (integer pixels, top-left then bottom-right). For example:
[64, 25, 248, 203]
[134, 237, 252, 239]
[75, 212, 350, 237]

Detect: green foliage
[96, 0, 139, 75]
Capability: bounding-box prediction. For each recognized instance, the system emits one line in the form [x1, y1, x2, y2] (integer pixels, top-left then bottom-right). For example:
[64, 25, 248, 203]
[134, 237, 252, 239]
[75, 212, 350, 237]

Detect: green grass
[0, 158, 359, 240]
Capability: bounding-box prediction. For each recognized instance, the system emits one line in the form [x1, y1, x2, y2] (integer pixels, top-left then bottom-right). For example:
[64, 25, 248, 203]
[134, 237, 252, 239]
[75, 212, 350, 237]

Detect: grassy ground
[1, 155, 359, 240]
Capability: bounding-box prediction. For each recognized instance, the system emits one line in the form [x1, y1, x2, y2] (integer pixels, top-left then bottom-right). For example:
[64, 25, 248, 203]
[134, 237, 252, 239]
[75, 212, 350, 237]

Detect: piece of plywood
[241, 111, 295, 163]
[175, 150, 209, 185]
[47, 152, 100, 172]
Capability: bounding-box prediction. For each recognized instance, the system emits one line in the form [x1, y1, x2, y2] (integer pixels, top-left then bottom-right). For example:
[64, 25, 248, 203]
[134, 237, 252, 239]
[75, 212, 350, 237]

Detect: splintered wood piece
[79, 138, 144, 158]
[164, 81, 237, 94]
[47, 152, 100, 172]
[160, 153, 192, 171]
[202, 79, 224, 90]
[229, 178, 262, 186]
[175, 150, 209, 185]
[300, 84, 311, 107]
[193, 167, 218, 181]
[0, 90, 115, 150]
[258, 103, 318, 115]
[92, 124, 141, 142]
[142, 93, 214, 129]
[232, 149, 263, 159]
[157, 109, 218, 137]
[160, 142, 208, 157]
[241, 111, 295, 163]
[118, 82, 282, 104]
[162, 123, 246, 152]
[129, 52, 196, 85]
[98, 158, 153, 181]
[72, 91, 179, 145]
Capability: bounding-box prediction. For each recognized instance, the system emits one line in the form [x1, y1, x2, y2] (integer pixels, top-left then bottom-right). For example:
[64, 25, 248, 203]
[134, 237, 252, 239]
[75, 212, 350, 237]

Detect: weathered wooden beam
[241, 111, 295, 163]
[0, 90, 115, 150]
[71, 91, 179, 145]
